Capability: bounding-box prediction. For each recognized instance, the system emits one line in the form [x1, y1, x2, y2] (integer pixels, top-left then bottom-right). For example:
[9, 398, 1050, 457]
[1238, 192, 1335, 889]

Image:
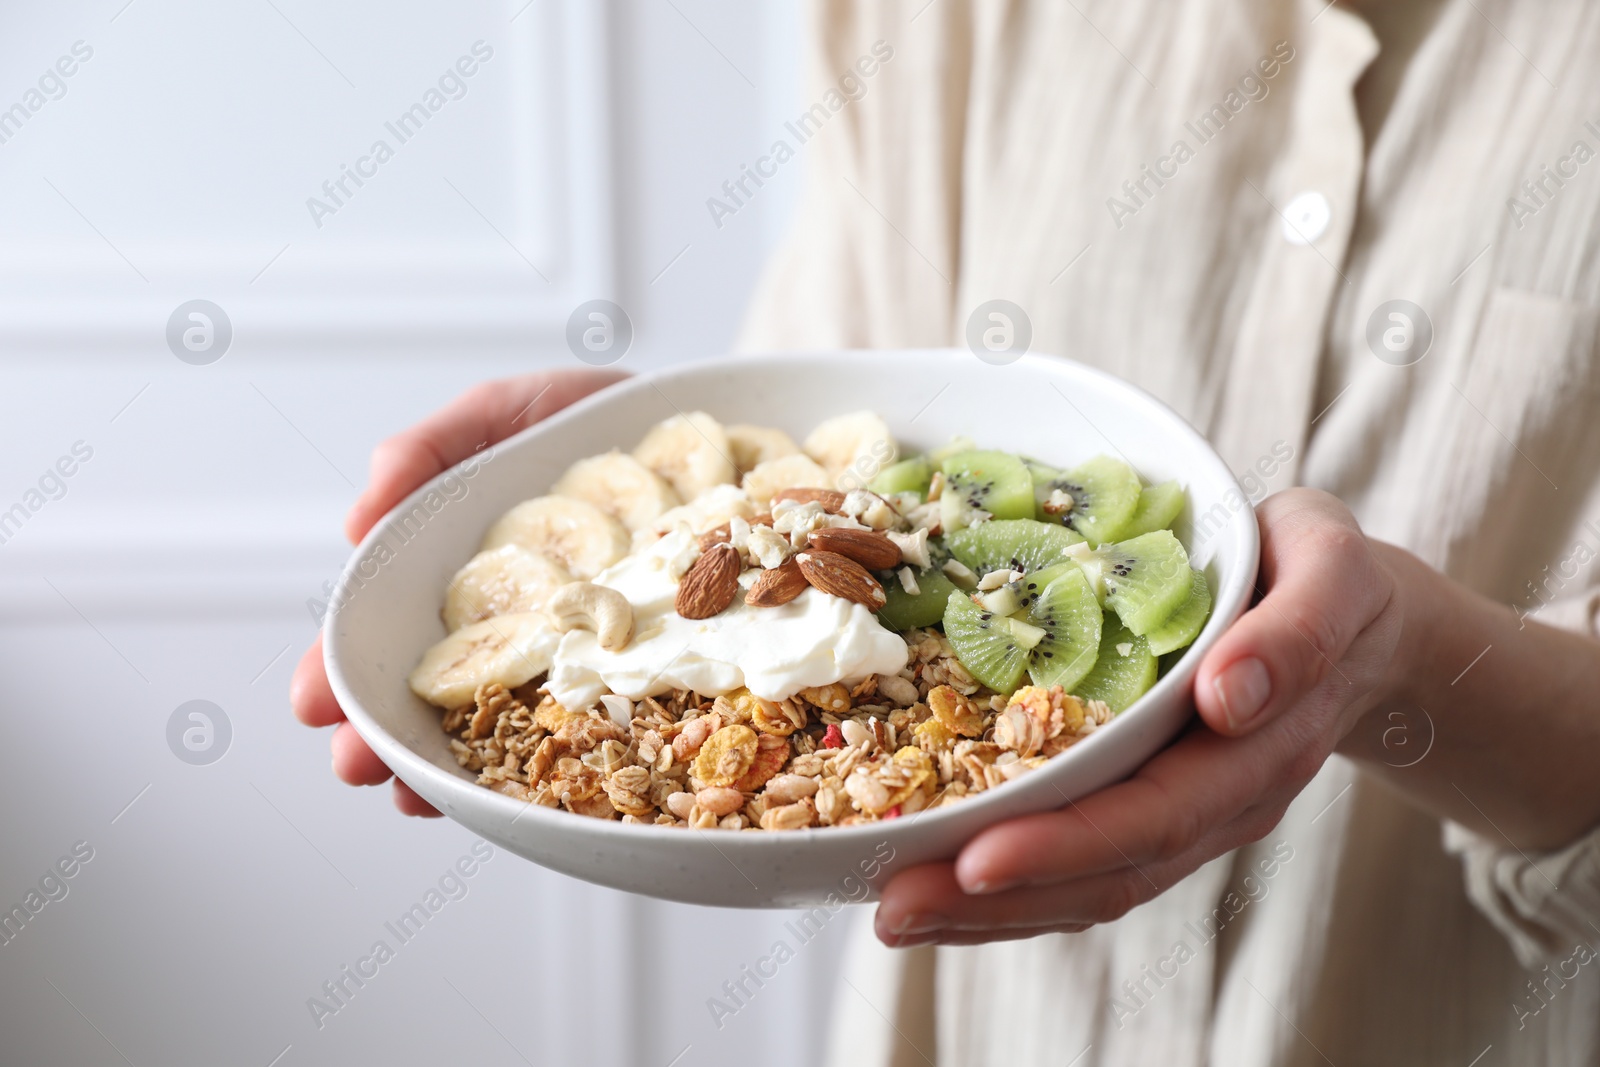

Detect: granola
[439, 629, 1114, 830]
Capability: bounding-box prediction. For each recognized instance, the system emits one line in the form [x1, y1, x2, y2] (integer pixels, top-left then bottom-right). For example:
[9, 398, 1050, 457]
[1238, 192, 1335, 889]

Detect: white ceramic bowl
[324, 349, 1259, 908]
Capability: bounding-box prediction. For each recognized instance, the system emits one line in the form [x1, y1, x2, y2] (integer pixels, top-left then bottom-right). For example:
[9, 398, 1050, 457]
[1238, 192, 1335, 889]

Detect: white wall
[0, 4, 874, 1066]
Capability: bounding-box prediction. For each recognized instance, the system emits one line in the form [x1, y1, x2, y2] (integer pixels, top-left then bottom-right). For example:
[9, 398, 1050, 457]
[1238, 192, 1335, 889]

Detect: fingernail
[883, 930, 941, 948]
[1213, 658, 1271, 730]
[892, 912, 948, 935]
[966, 878, 1020, 896]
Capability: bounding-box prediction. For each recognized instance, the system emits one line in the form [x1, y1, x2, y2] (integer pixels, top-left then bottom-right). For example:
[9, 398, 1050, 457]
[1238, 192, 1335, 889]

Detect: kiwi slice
[870, 455, 933, 497]
[942, 590, 1030, 693]
[1006, 561, 1077, 612]
[947, 519, 1084, 577]
[1033, 455, 1142, 546]
[877, 564, 959, 631]
[939, 450, 1035, 533]
[1145, 568, 1212, 656]
[1118, 481, 1186, 538]
[1094, 530, 1192, 636]
[1026, 566, 1103, 690]
[1072, 614, 1158, 713]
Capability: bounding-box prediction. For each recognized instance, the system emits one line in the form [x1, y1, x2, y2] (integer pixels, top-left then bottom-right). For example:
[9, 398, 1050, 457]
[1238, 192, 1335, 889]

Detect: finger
[290, 635, 345, 727]
[877, 861, 1151, 940]
[394, 779, 443, 817]
[886, 796, 1297, 946]
[952, 720, 1295, 892]
[344, 370, 626, 543]
[330, 723, 394, 786]
[1195, 489, 1392, 736]
[880, 922, 1090, 949]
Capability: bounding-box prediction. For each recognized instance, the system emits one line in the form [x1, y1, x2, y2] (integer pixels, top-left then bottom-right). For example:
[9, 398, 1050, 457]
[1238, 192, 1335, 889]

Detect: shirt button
[1281, 191, 1331, 245]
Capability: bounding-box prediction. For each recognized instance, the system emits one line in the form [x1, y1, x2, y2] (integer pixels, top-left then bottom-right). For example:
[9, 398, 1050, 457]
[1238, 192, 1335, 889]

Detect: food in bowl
[406, 411, 1211, 830]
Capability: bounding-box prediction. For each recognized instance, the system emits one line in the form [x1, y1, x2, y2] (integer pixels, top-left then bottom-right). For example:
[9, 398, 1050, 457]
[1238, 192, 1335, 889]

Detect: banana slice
[726, 424, 799, 475]
[741, 453, 833, 507]
[408, 612, 561, 709]
[803, 411, 899, 491]
[632, 411, 737, 501]
[637, 483, 757, 545]
[480, 496, 630, 580]
[551, 450, 680, 531]
[442, 544, 573, 632]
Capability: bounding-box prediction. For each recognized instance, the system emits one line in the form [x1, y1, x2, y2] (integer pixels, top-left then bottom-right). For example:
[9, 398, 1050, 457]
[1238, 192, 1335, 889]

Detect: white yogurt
[547, 525, 908, 710]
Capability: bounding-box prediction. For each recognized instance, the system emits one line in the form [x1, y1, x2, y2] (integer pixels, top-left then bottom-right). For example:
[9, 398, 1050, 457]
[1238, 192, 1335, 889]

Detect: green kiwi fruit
[912, 448, 1203, 702]
[1093, 530, 1192, 636]
[1118, 480, 1186, 539]
[1072, 613, 1158, 713]
[942, 589, 1031, 693]
[1032, 455, 1142, 546]
[939, 450, 1035, 533]
[1145, 568, 1212, 656]
[946, 518, 1084, 578]
[1025, 566, 1103, 690]
[870, 456, 934, 497]
[877, 563, 960, 631]
[1005, 561, 1077, 612]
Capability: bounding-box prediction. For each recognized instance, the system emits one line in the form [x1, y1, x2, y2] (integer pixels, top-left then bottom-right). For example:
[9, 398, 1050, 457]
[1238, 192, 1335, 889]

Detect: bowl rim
[324, 348, 1261, 850]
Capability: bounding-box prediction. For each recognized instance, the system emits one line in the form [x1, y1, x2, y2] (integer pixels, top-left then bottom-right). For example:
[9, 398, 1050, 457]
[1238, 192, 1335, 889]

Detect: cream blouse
[738, 1, 1600, 1064]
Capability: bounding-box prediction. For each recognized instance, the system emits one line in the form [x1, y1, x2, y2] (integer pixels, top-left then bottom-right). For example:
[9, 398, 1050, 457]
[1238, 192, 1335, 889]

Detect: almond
[676, 543, 741, 619]
[805, 527, 901, 570]
[796, 550, 886, 609]
[745, 558, 808, 607]
[697, 522, 733, 552]
[774, 487, 846, 513]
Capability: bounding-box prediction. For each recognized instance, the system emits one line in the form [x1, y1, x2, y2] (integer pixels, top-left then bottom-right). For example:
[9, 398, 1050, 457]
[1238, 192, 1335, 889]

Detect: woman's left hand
[875, 488, 1404, 946]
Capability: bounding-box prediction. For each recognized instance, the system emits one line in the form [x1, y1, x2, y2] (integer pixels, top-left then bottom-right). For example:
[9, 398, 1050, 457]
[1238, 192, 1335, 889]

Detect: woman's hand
[289, 369, 626, 816]
[875, 488, 1405, 946]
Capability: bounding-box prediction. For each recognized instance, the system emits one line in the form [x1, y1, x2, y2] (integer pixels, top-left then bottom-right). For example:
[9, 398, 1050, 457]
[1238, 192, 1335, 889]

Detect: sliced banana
[632, 411, 737, 502]
[442, 544, 573, 632]
[726, 423, 799, 475]
[637, 482, 757, 545]
[741, 452, 833, 507]
[408, 612, 561, 709]
[480, 496, 630, 580]
[551, 450, 680, 532]
[803, 411, 899, 491]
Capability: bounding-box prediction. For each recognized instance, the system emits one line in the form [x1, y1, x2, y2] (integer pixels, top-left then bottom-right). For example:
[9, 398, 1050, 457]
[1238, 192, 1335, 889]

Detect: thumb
[343, 369, 626, 543]
[1194, 489, 1390, 736]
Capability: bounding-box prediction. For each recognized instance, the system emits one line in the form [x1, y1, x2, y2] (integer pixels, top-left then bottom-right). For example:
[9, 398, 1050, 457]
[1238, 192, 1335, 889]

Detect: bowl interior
[324, 349, 1259, 905]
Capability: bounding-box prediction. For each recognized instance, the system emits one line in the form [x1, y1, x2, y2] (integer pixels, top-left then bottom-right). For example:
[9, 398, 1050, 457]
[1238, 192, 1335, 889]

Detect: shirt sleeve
[1443, 587, 1600, 968]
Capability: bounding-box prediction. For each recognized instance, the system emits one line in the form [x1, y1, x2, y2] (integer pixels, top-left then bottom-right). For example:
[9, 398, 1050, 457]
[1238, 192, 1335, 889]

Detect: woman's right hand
[289, 369, 627, 816]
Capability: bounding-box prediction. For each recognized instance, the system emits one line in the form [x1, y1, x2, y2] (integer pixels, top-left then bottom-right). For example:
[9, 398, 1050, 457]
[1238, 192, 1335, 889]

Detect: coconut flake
[942, 558, 979, 591]
[976, 568, 1024, 591]
[747, 525, 792, 569]
[897, 565, 920, 596]
[599, 694, 634, 727]
[887, 528, 930, 569]
[841, 489, 878, 519]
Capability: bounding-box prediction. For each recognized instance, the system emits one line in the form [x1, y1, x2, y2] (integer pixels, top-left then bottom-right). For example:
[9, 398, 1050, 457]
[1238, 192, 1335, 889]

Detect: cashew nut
[544, 582, 634, 652]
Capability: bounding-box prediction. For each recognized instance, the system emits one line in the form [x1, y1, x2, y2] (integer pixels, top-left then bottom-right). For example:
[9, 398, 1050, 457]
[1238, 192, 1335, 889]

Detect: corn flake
[733, 733, 789, 791]
[928, 685, 985, 737]
[693, 724, 759, 787]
